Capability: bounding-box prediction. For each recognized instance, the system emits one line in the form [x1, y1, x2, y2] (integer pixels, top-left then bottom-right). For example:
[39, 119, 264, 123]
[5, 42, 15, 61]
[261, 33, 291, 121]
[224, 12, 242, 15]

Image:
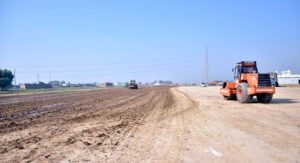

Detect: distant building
[277, 70, 300, 85]
[69, 83, 84, 87]
[69, 83, 96, 87]
[153, 80, 173, 86]
[114, 82, 129, 87]
[96, 82, 114, 88]
[49, 80, 66, 87]
[83, 83, 96, 87]
[20, 82, 52, 89]
[269, 72, 279, 87]
[12, 85, 21, 89]
[61, 83, 69, 87]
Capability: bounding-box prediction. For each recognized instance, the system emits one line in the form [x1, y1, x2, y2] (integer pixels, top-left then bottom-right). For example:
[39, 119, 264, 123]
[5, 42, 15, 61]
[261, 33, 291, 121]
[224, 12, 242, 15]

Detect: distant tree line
[0, 69, 14, 90]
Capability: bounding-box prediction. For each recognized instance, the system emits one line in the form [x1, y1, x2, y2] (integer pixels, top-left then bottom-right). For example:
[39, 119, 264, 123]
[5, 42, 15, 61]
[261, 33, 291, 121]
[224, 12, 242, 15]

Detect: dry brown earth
[0, 86, 299, 162]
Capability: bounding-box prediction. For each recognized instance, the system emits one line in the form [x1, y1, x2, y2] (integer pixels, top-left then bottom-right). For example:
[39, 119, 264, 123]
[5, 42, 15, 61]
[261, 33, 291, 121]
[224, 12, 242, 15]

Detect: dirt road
[1, 87, 300, 162]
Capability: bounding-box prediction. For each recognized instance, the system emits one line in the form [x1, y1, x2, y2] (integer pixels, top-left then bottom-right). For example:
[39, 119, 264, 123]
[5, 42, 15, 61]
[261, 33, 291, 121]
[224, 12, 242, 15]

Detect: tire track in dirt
[107, 86, 300, 162]
[176, 86, 300, 162]
[108, 87, 201, 162]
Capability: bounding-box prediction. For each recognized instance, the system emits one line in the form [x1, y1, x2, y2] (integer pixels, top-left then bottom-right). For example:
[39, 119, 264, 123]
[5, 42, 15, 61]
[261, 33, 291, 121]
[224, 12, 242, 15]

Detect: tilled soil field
[0, 86, 300, 162]
[0, 87, 173, 162]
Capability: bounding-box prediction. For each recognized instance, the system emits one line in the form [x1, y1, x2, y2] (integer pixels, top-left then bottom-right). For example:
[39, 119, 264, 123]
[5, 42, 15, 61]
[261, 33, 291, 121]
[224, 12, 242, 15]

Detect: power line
[11, 54, 204, 82]
[16, 63, 198, 80]
[3, 54, 203, 68]
[16, 57, 201, 74]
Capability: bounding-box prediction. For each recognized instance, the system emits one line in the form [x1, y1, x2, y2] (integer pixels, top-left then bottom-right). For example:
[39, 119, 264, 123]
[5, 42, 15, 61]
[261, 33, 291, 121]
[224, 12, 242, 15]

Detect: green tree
[0, 69, 14, 90]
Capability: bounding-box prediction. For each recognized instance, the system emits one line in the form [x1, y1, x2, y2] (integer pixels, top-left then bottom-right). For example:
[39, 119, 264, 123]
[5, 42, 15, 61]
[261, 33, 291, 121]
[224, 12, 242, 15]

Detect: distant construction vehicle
[129, 80, 138, 89]
[220, 61, 275, 103]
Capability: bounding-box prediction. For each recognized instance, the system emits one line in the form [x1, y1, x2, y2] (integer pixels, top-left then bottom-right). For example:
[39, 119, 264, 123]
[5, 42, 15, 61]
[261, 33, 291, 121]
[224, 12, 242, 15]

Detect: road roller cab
[129, 80, 138, 89]
[220, 61, 275, 103]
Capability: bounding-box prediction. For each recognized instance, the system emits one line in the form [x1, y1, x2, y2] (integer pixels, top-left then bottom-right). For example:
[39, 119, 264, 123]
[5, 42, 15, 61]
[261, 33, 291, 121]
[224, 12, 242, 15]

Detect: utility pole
[13, 68, 16, 85]
[205, 46, 209, 84]
[49, 72, 51, 82]
[37, 74, 39, 83]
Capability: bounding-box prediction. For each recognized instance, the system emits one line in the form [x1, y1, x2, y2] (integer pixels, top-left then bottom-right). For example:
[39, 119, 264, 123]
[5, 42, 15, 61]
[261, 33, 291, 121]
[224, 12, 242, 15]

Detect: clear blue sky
[1, 0, 299, 83]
